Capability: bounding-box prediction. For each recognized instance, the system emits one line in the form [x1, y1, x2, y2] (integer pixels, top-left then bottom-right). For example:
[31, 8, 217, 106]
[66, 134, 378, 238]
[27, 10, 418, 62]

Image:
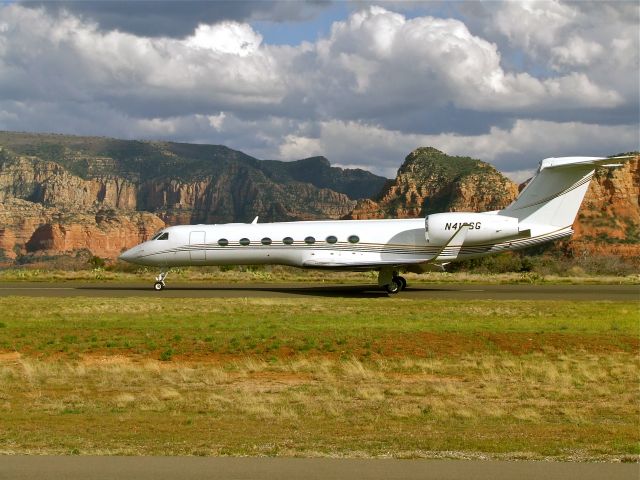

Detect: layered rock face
[0, 146, 162, 260]
[0, 199, 164, 260]
[346, 147, 519, 219]
[568, 156, 640, 258]
[0, 132, 369, 261]
[138, 166, 356, 225]
[0, 156, 138, 210]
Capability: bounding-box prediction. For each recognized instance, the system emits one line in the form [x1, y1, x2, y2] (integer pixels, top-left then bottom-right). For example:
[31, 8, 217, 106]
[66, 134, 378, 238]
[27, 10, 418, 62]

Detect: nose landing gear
[154, 271, 169, 291]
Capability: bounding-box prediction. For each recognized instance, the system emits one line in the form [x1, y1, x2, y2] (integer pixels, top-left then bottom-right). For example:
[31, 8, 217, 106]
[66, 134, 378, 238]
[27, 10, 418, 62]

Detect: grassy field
[0, 296, 638, 460]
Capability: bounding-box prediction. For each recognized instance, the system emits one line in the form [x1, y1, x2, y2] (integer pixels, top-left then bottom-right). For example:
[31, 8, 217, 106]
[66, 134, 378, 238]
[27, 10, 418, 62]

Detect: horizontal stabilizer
[539, 155, 633, 171]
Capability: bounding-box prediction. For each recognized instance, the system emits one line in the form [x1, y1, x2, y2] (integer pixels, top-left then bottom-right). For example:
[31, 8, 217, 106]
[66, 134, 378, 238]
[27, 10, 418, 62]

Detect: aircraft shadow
[78, 284, 454, 298]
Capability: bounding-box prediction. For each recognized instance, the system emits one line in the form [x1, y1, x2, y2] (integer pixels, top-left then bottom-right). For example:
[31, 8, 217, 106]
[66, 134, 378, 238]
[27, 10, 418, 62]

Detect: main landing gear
[154, 271, 168, 291]
[378, 269, 407, 295]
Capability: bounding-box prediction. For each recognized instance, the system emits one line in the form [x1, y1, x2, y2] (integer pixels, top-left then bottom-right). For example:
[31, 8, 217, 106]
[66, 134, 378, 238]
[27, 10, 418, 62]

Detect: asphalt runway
[0, 457, 637, 480]
[0, 281, 637, 301]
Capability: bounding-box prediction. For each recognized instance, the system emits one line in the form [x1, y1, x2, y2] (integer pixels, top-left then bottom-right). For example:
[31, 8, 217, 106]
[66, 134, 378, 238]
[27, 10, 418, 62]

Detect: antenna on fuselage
[251, 216, 259, 224]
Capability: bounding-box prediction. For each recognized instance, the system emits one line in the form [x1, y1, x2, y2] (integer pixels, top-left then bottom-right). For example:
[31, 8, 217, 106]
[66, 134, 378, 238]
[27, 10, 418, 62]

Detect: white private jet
[119, 156, 629, 293]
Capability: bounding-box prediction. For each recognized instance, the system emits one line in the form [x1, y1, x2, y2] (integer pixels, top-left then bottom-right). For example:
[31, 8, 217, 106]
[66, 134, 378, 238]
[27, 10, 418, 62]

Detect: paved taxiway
[1, 457, 637, 480]
[0, 281, 637, 300]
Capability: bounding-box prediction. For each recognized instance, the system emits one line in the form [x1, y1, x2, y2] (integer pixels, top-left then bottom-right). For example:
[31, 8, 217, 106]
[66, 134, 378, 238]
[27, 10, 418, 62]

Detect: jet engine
[425, 212, 521, 245]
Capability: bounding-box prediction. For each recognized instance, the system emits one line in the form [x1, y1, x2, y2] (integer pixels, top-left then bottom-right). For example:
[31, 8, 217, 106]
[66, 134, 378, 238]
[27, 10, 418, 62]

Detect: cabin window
[283, 237, 294, 245]
[348, 235, 359, 244]
[326, 235, 337, 244]
[304, 236, 315, 244]
[157, 232, 169, 240]
[239, 238, 250, 246]
[261, 237, 272, 245]
[218, 238, 228, 246]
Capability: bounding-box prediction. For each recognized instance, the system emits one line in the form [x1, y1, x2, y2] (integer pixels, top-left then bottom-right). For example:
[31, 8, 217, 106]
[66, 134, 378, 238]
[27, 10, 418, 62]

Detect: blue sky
[252, 3, 349, 45]
[0, 1, 637, 180]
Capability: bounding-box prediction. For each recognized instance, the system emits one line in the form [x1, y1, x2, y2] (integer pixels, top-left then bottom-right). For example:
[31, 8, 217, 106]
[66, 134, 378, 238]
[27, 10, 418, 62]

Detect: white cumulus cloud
[185, 22, 262, 56]
[0, 2, 636, 178]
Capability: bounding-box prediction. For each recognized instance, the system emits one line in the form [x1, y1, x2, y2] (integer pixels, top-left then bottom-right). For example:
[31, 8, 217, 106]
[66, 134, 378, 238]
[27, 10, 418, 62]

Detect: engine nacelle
[425, 212, 520, 245]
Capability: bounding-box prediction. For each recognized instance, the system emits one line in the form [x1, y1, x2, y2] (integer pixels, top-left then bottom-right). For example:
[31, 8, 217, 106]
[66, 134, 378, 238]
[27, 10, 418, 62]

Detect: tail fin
[499, 156, 630, 227]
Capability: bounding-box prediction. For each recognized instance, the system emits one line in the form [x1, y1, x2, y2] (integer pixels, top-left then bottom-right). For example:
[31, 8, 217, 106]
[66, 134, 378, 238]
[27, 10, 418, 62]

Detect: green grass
[1, 267, 639, 284]
[0, 296, 638, 460]
[0, 297, 637, 358]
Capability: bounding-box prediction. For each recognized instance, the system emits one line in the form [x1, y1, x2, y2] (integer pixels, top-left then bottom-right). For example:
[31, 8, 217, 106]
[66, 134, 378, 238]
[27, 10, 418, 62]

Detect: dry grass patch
[0, 352, 637, 459]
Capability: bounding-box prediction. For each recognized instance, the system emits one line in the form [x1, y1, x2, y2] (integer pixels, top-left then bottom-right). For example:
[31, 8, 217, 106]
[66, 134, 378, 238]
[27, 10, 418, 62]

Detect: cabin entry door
[189, 231, 206, 262]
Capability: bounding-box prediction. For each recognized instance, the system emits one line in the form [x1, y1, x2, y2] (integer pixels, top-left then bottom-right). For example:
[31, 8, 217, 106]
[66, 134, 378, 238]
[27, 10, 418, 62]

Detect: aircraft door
[189, 231, 206, 262]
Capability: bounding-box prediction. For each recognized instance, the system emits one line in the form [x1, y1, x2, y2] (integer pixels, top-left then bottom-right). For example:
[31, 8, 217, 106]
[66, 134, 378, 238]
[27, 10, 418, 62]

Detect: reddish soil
[16, 331, 635, 364]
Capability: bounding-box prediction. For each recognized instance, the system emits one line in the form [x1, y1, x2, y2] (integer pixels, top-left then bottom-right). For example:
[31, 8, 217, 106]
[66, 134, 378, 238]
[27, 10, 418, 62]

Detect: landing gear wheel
[154, 270, 169, 291]
[385, 278, 402, 294]
[397, 276, 407, 290]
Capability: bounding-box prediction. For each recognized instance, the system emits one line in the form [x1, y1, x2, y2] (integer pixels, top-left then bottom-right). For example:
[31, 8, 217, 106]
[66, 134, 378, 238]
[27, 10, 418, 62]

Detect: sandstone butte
[0, 142, 638, 264]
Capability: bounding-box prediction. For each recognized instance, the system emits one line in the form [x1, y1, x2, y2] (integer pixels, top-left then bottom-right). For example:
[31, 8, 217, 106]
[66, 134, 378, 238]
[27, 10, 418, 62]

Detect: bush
[570, 255, 638, 276]
[449, 252, 533, 274]
[449, 250, 637, 277]
[160, 349, 173, 361]
[88, 256, 106, 269]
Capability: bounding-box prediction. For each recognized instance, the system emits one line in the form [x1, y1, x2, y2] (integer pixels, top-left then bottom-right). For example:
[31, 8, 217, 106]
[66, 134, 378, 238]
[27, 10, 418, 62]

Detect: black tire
[397, 276, 407, 290]
[154, 282, 164, 291]
[385, 279, 401, 294]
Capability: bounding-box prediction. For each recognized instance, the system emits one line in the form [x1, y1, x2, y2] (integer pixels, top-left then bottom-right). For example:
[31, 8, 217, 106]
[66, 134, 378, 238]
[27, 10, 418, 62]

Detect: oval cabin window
[283, 237, 294, 245]
[218, 238, 229, 246]
[348, 235, 360, 244]
[326, 235, 337, 244]
[261, 237, 272, 245]
[239, 238, 250, 246]
[304, 236, 315, 244]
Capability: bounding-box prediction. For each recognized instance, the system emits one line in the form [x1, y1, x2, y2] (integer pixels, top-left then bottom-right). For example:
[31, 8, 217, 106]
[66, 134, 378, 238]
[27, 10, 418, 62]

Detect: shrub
[88, 256, 106, 269]
[449, 252, 532, 274]
[160, 349, 173, 361]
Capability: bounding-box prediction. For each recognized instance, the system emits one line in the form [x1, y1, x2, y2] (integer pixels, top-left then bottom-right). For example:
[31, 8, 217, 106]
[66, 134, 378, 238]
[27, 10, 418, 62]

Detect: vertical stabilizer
[499, 156, 628, 227]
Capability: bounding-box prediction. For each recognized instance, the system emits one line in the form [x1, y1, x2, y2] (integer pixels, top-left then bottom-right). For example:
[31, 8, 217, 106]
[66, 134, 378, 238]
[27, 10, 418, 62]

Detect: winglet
[434, 223, 470, 261]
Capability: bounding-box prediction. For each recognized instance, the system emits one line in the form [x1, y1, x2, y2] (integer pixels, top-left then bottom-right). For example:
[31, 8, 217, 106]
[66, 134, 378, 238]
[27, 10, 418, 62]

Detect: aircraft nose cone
[119, 246, 139, 262]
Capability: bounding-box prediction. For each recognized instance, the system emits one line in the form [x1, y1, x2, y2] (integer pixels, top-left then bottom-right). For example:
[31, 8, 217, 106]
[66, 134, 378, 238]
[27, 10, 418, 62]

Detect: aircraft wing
[302, 224, 472, 269]
[301, 258, 428, 269]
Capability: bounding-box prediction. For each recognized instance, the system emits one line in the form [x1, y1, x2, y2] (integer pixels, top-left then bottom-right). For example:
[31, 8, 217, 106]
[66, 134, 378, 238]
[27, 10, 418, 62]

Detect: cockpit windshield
[151, 231, 169, 241]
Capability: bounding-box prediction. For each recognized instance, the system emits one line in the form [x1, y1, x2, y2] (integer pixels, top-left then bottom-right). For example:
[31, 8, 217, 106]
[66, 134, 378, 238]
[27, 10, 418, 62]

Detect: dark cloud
[19, 0, 331, 37]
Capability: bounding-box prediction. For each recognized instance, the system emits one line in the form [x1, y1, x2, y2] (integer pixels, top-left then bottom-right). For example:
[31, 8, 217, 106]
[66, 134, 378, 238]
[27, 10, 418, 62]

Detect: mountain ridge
[0, 131, 386, 198]
[0, 131, 637, 265]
